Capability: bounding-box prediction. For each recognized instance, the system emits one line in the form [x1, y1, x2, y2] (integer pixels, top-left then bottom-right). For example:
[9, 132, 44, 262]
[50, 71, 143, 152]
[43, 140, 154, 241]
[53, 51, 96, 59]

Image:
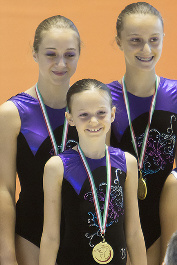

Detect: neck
[37, 79, 70, 108]
[122, 68, 157, 97]
[78, 137, 106, 159]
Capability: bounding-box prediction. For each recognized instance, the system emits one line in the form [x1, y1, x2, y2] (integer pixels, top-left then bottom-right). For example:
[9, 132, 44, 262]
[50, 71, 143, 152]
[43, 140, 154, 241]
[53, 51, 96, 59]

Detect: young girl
[107, 2, 177, 264]
[39, 79, 147, 265]
[0, 15, 80, 265]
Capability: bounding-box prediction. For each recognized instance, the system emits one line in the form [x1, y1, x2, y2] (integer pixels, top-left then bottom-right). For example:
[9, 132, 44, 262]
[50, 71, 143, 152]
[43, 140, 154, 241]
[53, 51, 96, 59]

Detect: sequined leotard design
[107, 77, 177, 248]
[9, 92, 78, 247]
[57, 146, 127, 265]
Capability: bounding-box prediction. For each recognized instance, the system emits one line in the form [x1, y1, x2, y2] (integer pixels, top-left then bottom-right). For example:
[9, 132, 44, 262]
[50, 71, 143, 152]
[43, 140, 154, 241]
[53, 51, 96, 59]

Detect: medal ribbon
[77, 144, 111, 235]
[122, 75, 158, 170]
[35, 83, 69, 155]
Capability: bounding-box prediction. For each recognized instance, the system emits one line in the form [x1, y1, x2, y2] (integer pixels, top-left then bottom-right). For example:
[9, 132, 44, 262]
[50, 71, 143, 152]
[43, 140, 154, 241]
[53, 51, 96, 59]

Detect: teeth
[88, 128, 101, 132]
[136, 56, 153, 61]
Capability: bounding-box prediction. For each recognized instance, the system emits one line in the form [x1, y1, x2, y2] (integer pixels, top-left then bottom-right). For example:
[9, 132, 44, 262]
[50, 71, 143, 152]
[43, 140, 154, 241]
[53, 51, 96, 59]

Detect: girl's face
[117, 14, 164, 72]
[66, 89, 116, 141]
[33, 28, 80, 85]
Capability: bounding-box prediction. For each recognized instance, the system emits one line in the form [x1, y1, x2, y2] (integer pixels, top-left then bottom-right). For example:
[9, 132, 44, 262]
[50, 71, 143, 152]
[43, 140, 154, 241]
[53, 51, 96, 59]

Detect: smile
[87, 128, 102, 132]
[52, 71, 67, 76]
[136, 56, 154, 62]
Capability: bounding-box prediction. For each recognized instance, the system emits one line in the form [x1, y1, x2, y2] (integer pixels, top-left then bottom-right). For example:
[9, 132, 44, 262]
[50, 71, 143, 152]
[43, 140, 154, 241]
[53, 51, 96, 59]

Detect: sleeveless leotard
[171, 168, 177, 180]
[107, 77, 177, 249]
[9, 92, 78, 247]
[57, 146, 127, 265]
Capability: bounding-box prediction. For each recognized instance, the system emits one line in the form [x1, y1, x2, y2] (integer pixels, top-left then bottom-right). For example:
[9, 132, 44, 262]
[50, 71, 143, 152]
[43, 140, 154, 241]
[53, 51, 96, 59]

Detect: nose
[56, 56, 66, 67]
[142, 42, 151, 53]
[89, 115, 98, 124]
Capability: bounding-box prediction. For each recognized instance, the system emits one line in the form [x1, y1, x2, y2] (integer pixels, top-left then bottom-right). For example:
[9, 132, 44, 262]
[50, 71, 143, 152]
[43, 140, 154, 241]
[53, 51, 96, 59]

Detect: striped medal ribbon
[122, 76, 158, 199]
[77, 144, 114, 263]
[77, 144, 111, 236]
[35, 83, 69, 155]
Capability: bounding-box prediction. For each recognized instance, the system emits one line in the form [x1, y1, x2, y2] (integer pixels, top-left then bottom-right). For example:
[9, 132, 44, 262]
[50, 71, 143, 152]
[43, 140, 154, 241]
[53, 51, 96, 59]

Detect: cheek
[103, 115, 112, 125]
[71, 58, 79, 68]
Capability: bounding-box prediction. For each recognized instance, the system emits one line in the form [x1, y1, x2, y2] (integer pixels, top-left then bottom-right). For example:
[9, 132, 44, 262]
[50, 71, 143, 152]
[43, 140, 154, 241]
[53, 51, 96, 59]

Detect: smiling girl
[0, 15, 80, 265]
[107, 2, 177, 265]
[39, 79, 147, 265]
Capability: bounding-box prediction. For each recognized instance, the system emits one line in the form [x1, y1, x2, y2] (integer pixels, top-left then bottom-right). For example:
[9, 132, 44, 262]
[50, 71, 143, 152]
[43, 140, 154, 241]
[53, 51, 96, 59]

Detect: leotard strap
[171, 169, 177, 180]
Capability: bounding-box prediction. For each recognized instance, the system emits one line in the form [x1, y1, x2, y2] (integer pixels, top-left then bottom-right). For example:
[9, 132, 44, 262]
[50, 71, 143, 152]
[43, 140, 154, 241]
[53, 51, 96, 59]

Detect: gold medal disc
[92, 241, 114, 264]
[138, 174, 147, 200]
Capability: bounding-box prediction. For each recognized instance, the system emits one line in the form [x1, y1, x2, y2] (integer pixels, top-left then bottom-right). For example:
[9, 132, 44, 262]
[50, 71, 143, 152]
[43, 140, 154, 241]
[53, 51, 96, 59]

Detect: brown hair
[66, 79, 112, 113]
[33, 15, 81, 53]
[116, 2, 164, 38]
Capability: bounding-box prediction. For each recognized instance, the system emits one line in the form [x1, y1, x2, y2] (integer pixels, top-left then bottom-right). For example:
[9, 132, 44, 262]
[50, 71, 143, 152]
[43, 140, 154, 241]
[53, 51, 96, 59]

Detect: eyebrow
[77, 106, 107, 111]
[127, 33, 161, 36]
[45, 48, 77, 50]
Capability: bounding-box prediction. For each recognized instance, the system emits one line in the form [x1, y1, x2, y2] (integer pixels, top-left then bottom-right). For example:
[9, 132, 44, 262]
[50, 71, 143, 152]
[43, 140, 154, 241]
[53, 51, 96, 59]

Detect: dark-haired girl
[40, 79, 147, 265]
[107, 2, 177, 264]
[0, 15, 80, 265]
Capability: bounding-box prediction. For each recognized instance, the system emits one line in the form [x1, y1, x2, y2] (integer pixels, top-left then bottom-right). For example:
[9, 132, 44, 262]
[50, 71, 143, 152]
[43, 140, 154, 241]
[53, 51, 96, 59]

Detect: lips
[136, 56, 154, 62]
[86, 128, 102, 133]
[52, 70, 67, 76]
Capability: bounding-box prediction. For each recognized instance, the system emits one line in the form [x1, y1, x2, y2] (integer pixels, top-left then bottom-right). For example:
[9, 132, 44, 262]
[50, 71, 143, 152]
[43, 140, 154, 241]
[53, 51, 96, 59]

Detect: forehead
[71, 89, 111, 110]
[122, 13, 163, 35]
[39, 28, 79, 49]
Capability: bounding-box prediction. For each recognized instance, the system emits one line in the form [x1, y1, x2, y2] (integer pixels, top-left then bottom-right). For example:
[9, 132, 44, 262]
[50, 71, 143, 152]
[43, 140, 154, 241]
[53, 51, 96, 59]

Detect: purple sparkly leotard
[57, 146, 127, 265]
[107, 77, 177, 249]
[9, 92, 78, 247]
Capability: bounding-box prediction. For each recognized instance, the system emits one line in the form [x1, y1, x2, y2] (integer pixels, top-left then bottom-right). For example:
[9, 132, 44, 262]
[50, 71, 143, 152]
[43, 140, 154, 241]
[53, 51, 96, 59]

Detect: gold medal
[122, 75, 159, 200]
[92, 240, 114, 264]
[77, 145, 113, 263]
[138, 171, 147, 200]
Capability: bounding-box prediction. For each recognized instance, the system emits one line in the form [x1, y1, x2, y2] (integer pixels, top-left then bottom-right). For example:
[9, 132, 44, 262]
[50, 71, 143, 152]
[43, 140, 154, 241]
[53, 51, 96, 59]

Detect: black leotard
[9, 92, 78, 247]
[107, 77, 177, 248]
[57, 146, 127, 265]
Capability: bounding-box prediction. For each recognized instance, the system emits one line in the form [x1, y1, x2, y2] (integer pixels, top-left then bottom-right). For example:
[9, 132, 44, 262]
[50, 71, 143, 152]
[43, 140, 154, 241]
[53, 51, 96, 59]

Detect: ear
[115, 35, 123, 51]
[111, 106, 116, 123]
[65, 112, 75, 126]
[32, 49, 38, 63]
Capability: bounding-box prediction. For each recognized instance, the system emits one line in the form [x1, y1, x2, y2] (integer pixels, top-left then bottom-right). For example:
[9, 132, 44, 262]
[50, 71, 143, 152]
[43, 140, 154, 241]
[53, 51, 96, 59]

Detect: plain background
[0, 0, 177, 198]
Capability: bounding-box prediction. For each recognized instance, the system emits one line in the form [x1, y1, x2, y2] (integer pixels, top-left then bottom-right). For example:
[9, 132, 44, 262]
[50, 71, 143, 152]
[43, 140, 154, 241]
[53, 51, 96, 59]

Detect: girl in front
[39, 79, 147, 265]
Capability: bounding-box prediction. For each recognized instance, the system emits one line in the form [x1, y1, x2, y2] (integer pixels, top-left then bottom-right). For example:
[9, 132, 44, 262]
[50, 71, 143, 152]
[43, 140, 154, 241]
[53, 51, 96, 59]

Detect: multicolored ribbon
[35, 83, 69, 155]
[122, 75, 158, 170]
[77, 144, 111, 235]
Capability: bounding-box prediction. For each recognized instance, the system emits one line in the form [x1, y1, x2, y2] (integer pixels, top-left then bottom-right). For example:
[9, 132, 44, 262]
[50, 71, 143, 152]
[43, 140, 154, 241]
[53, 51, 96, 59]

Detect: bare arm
[39, 156, 64, 265]
[159, 172, 177, 263]
[124, 152, 147, 265]
[0, 101, 21, 265]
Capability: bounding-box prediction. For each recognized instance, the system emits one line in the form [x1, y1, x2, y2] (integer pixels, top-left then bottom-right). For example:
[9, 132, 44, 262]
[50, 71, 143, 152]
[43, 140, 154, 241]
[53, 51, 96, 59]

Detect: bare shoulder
[163, 172, 177, 193]
[124, 152, 138, 183]
[0, 101, 21, 134]
[45, 156, 63, 172]
[44, 156, 64, 186]
[124, 152, 137, 167]
[0, 100, 20, 116]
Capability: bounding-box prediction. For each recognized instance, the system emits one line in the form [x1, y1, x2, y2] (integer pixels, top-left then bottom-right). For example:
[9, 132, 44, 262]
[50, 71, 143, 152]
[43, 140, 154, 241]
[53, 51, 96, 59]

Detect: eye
[65, 52, 76, 58]
[79, 113, 88, 117]
[150, 37, 159, 42]
[97, 111, 106, 115]
[46, 52, 57, 57]
[130, 38, 141, 43]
